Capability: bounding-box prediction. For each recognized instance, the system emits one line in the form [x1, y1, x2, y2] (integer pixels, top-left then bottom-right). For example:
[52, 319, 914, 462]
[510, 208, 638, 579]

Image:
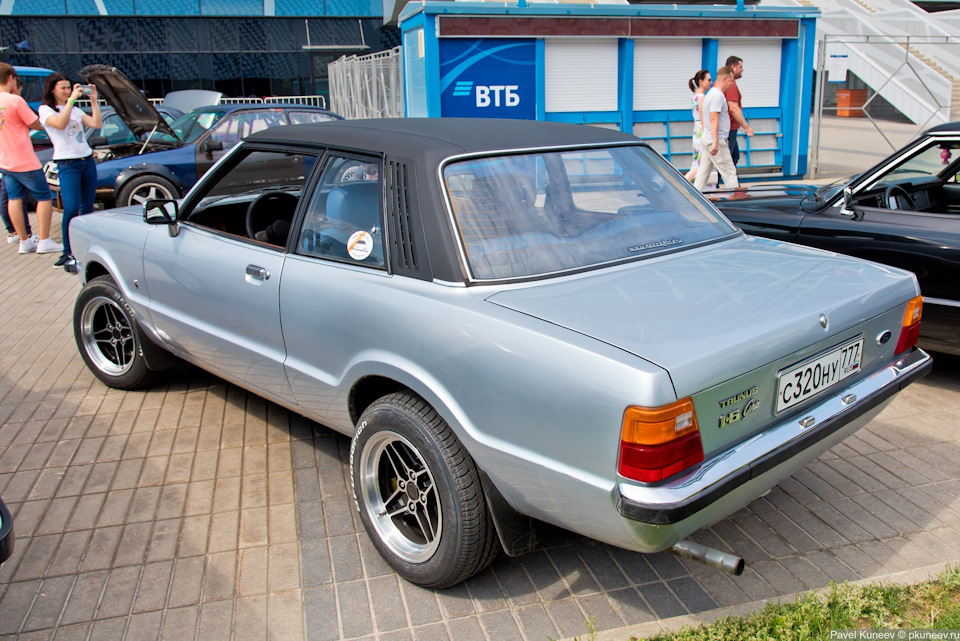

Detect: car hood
[80, 64, 180, 142]
[486, 235, 917, 397]
[706, 183, 819, 205]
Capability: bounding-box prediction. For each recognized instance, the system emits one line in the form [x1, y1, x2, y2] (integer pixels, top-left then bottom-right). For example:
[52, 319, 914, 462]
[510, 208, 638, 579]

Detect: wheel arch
[348, 374, 541, 558]
[113, 164, 184, 197]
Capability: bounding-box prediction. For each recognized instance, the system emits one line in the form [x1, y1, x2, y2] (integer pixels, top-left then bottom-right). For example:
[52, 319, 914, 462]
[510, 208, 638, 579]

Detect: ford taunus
[67, 118, 931, 587]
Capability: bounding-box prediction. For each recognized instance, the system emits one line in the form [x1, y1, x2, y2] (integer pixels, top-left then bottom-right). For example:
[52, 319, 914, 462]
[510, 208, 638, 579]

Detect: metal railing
[329, 47, 404, 119]
[85, 95, 328, 109]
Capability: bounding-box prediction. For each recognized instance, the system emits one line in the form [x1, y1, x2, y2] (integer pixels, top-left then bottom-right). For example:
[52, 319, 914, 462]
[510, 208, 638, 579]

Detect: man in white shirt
[694, 66, 739, 191]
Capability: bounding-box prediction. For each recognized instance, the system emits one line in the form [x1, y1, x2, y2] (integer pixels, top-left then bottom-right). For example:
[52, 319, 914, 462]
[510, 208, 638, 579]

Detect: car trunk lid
[486, 235, 917, 400]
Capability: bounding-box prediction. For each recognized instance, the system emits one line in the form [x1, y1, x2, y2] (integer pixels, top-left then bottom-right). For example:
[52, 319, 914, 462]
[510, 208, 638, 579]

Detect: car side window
[208, 111, 287, 148]
[289, 111, 339, 125]
[185, 148, 316, 248]
[297, 156, 384, 269]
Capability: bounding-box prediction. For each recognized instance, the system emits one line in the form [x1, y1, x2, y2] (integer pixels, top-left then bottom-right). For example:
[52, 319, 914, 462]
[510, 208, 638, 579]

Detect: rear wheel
[116, 175, 178, 208]
[350, 391, 499, 588]
[74, 275, 161, 390]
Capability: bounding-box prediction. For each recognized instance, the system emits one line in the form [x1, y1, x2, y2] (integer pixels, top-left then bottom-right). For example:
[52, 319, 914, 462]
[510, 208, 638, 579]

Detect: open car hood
[80, 64, 180, 143]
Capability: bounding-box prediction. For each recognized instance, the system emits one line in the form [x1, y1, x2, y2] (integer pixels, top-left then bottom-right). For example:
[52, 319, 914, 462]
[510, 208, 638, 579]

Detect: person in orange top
[0, 63, 60, 255]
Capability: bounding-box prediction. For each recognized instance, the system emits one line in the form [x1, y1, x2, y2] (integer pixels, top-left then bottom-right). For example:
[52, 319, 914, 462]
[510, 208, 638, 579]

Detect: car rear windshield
[443, 145, 737, 281]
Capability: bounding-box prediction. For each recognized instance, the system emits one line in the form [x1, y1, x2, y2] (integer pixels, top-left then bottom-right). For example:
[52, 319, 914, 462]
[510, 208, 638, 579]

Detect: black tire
[116, 175, 178, 208]
[74, 275, 161, 390]
[350, 391, 499, 588]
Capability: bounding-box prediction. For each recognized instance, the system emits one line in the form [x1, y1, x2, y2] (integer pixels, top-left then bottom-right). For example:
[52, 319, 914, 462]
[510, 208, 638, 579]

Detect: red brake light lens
[895, 296, 923, 355]
[618, 399, 704, 483]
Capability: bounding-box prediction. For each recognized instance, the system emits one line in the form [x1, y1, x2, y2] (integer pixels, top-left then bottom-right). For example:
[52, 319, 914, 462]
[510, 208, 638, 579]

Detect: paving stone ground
[2, 176, 960, 639]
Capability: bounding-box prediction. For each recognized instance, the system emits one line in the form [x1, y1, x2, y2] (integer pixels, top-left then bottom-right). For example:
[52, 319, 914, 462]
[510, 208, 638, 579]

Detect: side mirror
[144, 199, 180, 237]
[198, 139, 224, 154]
[840, 186, 855, 217]
[87, 135, 107, 148]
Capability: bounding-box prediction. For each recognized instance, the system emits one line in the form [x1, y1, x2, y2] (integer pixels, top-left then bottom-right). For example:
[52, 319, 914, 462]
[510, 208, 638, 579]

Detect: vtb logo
[453, 81, 521, 107]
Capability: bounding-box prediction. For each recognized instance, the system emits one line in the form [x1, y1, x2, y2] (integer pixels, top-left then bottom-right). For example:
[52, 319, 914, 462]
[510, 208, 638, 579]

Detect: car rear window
[443, 145, 737, 281]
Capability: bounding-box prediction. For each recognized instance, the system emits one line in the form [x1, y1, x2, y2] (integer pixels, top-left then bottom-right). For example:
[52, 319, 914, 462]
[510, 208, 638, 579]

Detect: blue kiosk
[397, 1, 818, 178]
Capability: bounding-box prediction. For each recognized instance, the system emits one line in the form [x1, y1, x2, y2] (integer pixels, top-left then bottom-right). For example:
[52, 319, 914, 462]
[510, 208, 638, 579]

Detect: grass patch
[632, 565, 960, 641]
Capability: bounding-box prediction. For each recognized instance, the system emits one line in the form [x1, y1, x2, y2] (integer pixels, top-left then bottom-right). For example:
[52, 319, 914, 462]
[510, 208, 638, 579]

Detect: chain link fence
[809, 33, 959, 177]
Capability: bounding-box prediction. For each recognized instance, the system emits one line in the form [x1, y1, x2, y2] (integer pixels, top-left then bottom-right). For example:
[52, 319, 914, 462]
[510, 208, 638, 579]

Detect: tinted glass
[443, 145, 737, 280]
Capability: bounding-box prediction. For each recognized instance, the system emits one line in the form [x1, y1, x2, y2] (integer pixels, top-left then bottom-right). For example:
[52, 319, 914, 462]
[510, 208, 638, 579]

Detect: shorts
[3, 169, 53, 202]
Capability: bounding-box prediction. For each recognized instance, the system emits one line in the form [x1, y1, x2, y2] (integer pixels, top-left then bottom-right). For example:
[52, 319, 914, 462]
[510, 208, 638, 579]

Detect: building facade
[2, 1, 399, 101]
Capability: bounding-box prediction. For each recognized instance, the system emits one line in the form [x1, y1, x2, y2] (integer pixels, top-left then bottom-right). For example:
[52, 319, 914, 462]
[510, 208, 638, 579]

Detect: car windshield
[866, 140, 960, 190]
[444, 145, 737, 281]
[155, 110, 225, 144]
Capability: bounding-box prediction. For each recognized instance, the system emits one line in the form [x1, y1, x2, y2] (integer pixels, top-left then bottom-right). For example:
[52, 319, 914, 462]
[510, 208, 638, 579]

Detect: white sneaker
[36, 238, 63, 254]
[18, 235, 37, 254]
[6, 234, 18, 244]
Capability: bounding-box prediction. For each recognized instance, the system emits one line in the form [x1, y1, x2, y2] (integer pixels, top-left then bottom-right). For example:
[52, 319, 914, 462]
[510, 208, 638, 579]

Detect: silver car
[67, 118, 932, 588]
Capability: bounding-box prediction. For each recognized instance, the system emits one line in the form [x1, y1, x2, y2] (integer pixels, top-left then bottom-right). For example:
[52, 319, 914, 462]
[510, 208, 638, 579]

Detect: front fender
[114, 164, 185, 195]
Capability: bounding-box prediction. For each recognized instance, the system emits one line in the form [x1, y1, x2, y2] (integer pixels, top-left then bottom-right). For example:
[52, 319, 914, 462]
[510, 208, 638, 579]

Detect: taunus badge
[819, 314, 829, 330]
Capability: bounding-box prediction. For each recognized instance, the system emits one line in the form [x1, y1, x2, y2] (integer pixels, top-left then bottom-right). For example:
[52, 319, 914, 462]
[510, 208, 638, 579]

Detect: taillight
[895, 296, 923, 355]
[618, 399, 704, 483]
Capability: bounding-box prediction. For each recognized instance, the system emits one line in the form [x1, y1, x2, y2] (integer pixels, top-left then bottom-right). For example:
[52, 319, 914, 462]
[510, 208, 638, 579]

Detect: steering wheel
[884, 185, 916, 211]
[245, 191, 299, 241]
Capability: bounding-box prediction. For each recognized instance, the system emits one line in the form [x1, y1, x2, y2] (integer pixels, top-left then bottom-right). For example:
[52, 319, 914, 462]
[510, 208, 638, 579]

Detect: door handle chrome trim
[246, 265, 270, 280]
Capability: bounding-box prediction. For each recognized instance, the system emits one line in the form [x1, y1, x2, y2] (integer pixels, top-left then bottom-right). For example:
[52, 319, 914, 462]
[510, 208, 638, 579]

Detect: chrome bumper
[617, 348, 932, 526]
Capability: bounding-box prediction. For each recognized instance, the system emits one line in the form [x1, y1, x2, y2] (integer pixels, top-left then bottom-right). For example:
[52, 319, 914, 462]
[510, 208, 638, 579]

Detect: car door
[194, 109, 289, 178]
[278, 154, 387, 431]
[143, 145, 317, 401]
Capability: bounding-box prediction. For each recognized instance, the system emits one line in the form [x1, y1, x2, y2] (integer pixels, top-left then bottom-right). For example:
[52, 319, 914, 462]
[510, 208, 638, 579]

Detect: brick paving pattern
[2, 215, 959, 640]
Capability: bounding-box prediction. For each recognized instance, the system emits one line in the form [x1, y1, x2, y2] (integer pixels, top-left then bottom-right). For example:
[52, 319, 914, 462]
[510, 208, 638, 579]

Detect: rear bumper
[617, 347, 932, 526]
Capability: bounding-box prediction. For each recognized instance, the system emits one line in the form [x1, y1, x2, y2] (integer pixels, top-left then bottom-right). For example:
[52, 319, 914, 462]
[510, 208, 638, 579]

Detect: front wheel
[116, 175, 178, 208]
[350, 391, 499, 588]
[74, 275, 160, 390]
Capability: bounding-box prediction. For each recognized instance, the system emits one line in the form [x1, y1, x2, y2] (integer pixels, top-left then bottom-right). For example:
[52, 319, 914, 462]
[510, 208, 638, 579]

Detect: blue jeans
[728, 129, 741, 166]
[0, 178, 32, 237]
[57, 156, 97, 256]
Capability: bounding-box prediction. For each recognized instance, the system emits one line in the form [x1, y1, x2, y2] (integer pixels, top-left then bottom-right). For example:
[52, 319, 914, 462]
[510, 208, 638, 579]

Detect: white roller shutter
[633, 39, 704, 111]
[717, 39, 782, 107]
[544, 39, 619, 112]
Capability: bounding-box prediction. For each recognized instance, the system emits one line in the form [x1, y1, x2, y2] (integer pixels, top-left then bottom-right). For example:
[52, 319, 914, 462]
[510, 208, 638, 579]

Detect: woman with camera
[38, 73, 101, 268]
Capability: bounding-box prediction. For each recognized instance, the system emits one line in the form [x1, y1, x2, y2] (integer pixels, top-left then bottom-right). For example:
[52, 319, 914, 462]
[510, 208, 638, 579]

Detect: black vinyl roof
[925, 121, 960, 134]
[246, 118, 640, 158]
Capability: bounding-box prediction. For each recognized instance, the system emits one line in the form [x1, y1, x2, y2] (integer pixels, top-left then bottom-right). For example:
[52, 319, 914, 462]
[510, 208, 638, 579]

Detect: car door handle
[246, 265, 270, 280]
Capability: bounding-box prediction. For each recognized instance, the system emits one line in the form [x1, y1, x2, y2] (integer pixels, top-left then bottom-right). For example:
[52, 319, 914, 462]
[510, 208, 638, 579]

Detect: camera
[78, 84, 94, 96]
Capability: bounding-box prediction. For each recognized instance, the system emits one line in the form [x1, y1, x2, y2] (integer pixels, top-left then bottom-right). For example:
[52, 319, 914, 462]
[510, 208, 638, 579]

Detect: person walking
[0, 63, 60, 256]
[724, 55, 754, 167]
[684, 69, 711, 183]
[2, 76, 34, 244]
[694, 66, 739, 191]
[38, 73, 102, 267]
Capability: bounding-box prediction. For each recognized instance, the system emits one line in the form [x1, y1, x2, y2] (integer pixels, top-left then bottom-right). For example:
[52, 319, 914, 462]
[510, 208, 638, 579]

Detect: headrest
[326, 181, 380, 231]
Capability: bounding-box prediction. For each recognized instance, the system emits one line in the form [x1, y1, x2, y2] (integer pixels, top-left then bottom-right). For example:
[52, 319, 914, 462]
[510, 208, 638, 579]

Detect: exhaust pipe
[667, 540, 745, 575]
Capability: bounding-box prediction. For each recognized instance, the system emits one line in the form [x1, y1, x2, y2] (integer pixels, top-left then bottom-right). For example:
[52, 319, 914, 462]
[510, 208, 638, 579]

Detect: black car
[714, 121, 960, 356]
[0, 496, 13, 567]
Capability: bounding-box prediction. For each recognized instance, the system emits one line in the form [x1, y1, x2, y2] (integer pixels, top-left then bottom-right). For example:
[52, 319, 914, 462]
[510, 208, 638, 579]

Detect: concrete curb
[563, 560, 960, 641]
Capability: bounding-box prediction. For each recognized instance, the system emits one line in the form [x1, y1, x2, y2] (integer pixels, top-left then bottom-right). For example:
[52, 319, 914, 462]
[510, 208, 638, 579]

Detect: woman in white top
[684, 69, 712, 183]
[38, 73, 102, 267]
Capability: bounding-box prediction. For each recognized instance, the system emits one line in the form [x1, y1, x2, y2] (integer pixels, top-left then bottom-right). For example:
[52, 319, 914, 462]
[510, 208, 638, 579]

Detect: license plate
[776, 337, 863, 414]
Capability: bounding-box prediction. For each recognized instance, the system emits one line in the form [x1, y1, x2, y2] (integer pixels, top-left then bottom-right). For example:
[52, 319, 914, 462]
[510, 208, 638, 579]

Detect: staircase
[904, 44, 960, 120]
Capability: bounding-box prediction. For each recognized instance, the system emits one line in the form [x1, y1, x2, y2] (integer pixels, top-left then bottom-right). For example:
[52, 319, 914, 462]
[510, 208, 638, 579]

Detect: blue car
[46, 65, 342, 208]
[15, 65, 53, 110]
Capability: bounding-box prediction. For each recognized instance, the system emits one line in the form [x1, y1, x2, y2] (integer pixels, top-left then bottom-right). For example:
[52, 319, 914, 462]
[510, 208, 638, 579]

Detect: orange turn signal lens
[621, 399, 699, 446]
[902, 296, 923, 326]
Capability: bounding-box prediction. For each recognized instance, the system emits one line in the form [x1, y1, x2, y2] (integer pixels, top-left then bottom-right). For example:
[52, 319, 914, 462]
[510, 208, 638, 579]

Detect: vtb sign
[439, 39, 535, 119]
